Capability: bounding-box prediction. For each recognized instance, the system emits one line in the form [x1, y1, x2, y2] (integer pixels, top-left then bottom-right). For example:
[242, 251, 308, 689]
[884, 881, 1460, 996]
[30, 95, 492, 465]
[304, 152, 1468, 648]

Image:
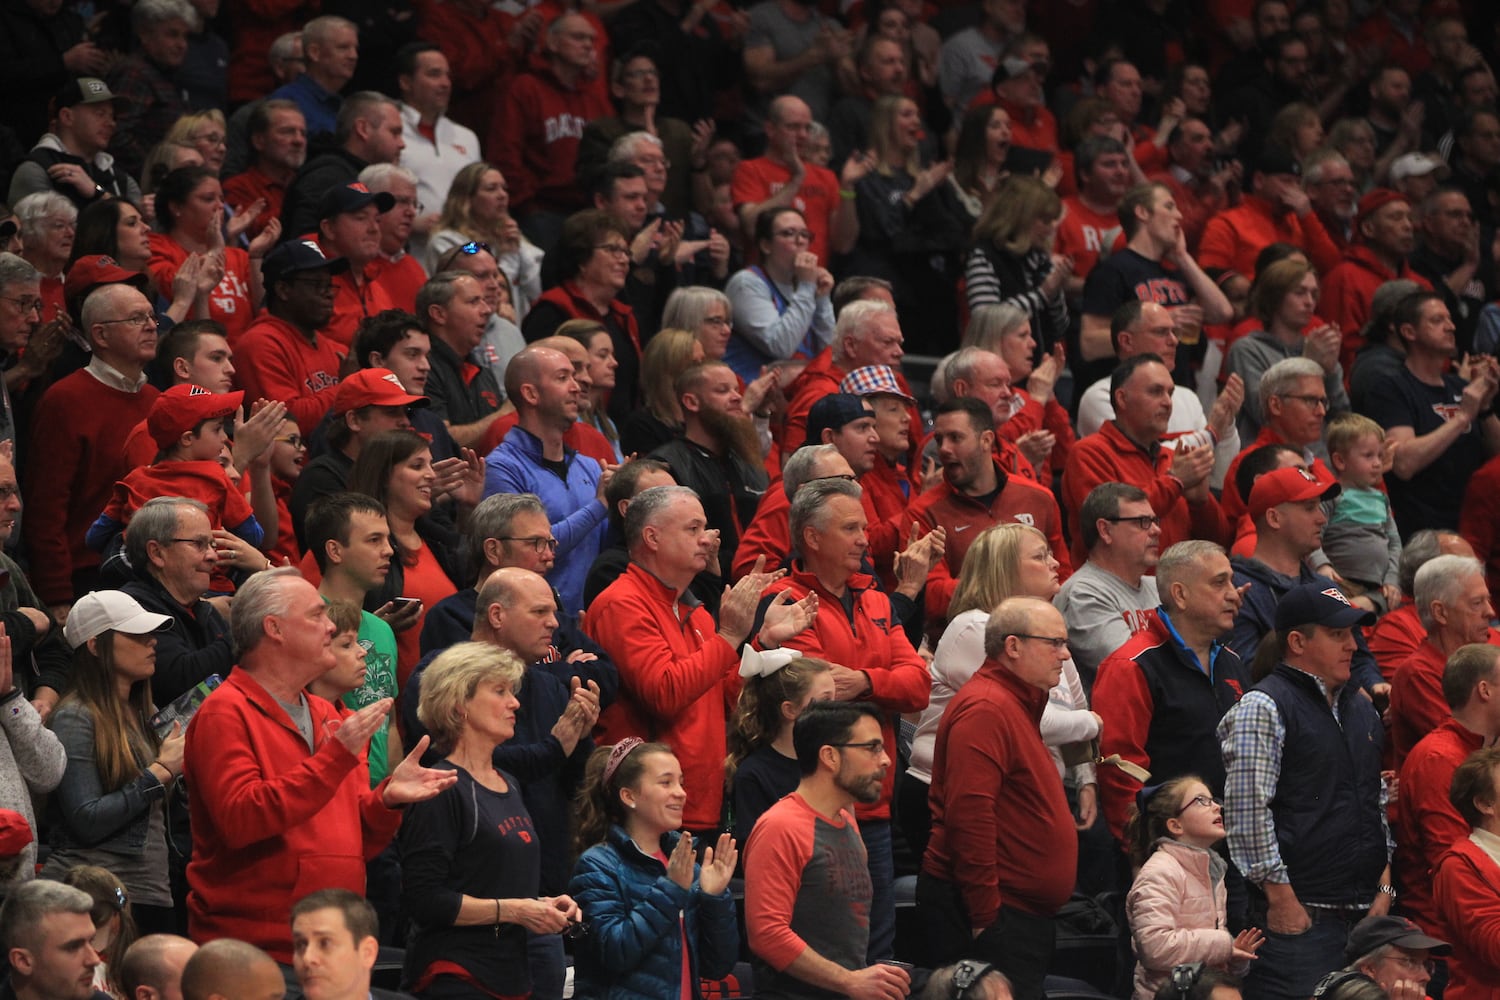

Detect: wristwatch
[1376, 883, 1397, 899]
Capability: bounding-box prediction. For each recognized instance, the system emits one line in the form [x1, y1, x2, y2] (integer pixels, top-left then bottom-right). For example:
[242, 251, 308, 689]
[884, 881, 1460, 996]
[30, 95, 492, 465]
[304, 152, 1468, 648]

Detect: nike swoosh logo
[953, 524, 971, 532]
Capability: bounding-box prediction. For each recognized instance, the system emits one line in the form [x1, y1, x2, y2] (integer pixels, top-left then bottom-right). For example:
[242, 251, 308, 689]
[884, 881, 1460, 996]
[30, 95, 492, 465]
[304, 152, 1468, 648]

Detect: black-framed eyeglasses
[951, 960, 996, 1000]
[832, 739, 885, 755]
[774, 228, 814, 241]
[1174, 794, 1221, 816]
[1012, 634, 1069, 651]
[499, 536, 559, 552]
[170, 537, 214, 553]
[1106, 514, 1161, 529]
[808, 473, 857, 484]
[275, 434, 306, 449]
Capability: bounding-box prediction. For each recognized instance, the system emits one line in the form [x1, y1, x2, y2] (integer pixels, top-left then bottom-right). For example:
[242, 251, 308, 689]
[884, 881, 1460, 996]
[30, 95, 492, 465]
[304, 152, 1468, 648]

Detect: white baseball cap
[1390, 152, 1451, 183]
[63, 591, 174, 649]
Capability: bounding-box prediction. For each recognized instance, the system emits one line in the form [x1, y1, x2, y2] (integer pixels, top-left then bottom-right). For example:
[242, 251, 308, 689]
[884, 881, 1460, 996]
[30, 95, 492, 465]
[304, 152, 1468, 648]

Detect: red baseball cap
[1247, 466, 1340, 520]
[333, 368, 429, 415]
[0, 809, 32, 859]
[65, 254, 150, 302]
[147, 384, 244, 451]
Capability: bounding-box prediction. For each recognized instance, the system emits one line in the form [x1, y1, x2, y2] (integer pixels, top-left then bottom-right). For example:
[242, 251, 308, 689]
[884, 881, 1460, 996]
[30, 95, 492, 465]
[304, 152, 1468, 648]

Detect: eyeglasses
[1383, 954, 1436, 976]
[593, 243, 631, 258]
[808, 474, 857, 484]
[98, 312, 158, 328]
[458, 241, 492, 255]
[774, 228, 814, 241]
[832, 739, 886, 755]
[1279, 393, 1329, 410]
[393, 195, 423, 210]
[498, 535, 559, 552]
[170, 537, 214, 552]
[0, 295, 41, 314]
[703, 316, 731, 328]
[45, 219, 76, 232]
[1174, 794, 1222, 815]
[1012, 634, 1070, 651]
[0, 486, 18, 502]
[275, 434, 306, 449]
[1106, 514, 1161, 529]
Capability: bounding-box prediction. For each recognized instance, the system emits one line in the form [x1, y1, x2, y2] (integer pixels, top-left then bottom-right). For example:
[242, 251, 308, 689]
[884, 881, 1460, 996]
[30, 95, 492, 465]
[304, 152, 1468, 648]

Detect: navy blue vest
[1257, 665, 1387, 906]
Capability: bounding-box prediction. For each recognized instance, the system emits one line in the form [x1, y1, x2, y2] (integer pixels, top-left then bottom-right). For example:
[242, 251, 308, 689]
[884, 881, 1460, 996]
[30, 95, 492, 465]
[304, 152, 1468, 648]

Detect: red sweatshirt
[235, 314, 346, 436]
[588, 563, 740, 830]
[1391, 635, 1500, 769]
[758, 566, 930, 821]
[1434, 838, 1500, 1000]
[907, 462, 1072, 624]
[487, 65, 613, 212]
[1320, 245, 1432, 371]
[1395, 718, 1484, 935]
[1198, 195, 1344, 278]
[923, 661, 1079, 924]
[324, 265, 397, 348]
[1062, 421, 1230, 567]
[147, 232, 256, 345]
[1370, 601, 1425, 681]
[734, 486, 792, 581]
[24, 371, 158, 604]
[999, 388, 1075, 484]
[184, 668, 400, 961]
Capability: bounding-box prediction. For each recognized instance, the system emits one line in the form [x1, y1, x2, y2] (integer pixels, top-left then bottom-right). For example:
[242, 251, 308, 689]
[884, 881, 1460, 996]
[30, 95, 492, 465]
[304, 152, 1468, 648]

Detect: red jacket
[223, 166, 288, 242]
[1395, 718, 1484, 934]
[1461, 455, 1500, 608]
[487, 64, 612, 212]
[588, 563, 740, 830]
[235, 314, 346, 436]
[923, 660, 1078, 923]
[758, 565, 930, 821]
[734, 485, 791, 581]
[1320, 245, 1432, 371]
[24, 371, 158, 604]
[907, 462, 1072, 624]
[1390, 640, 1450, 771]
[1434, 837, 1500, 1000]
[999, 388, 1075, 484]
[1198, 195, 1344, 278]
[1062, 421, 1230, 567]
[860, 456, 914, 585]
[323, 261, 397, 348]
[1370, 601, 1425, 682]
[369, 253, 427, 313]
[184, 668, 399, 961]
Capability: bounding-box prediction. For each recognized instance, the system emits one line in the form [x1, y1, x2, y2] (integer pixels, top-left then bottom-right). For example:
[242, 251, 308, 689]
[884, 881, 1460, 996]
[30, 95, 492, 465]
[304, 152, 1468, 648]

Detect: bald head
[120, 935, 198, 1000]
[503, 346, 573, 406]
[180, 940, 284, 1000]
[476, 565, 557, 660]
[476, 566, 547, 614]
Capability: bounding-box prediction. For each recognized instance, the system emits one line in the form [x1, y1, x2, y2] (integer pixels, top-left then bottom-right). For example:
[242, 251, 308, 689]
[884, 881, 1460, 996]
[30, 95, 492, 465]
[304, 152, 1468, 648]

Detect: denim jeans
[861, 819, 896, 962]
[527, 931, 565, 1000]
[1246, 909, 1364, 1000]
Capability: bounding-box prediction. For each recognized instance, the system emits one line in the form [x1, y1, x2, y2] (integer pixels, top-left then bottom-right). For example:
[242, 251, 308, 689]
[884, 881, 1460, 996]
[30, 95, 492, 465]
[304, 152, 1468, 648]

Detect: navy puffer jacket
[568, 825, 739, 1000]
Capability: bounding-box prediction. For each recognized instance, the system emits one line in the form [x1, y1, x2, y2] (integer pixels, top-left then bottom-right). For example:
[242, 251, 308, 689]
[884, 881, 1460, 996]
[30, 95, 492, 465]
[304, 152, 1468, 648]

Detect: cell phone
[391, 597, 422, 610]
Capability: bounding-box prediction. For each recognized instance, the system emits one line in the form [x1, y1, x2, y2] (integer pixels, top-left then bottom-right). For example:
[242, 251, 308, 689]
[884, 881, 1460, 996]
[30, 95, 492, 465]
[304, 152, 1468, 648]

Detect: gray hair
[1259, 356, 1325, 423]
[1415, 554, 1485, 631]
[833, 299, 895, 350]
[982, 597, 1049, 658]
[125, 496, 211, 571]
[80, 283, 138, 332]
[608, 131, 663, 166]
[359, 163, 418, 193]
[0, 252, 40, 293]
[14, 191, 76, 239]
[269, 31, 302, 68]
[0, 880, 94, 955]
[963, 303, 1030, 353]
[930, 352, 955, 406]
[335, 91, 397, 146]
[466, 493, 546, 573]
[133, 0, 195, 34]
[303, 14, 357, 50]
[781, 443, 841, 500]
[788, 477, 862, 554]
[625, 485, 699, 551]
[1302, 148, 1351, 185]
[229, 567, 302, 653]
[662, 285, 732, 333]
[944, 346, 1001, 397]
[1156, 539, 1227, 598]
[1400, 529, 1457, 596]
[416, 270, 472, 319]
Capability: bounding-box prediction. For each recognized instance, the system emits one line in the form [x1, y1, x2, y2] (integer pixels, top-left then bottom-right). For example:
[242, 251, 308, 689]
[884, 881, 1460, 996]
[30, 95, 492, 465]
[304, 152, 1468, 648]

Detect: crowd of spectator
[0, 0, 1499, 999]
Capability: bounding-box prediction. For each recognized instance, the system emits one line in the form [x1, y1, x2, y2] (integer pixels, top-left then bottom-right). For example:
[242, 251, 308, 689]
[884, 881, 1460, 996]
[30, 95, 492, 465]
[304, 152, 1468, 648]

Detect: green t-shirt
[341, 609, 400, 786]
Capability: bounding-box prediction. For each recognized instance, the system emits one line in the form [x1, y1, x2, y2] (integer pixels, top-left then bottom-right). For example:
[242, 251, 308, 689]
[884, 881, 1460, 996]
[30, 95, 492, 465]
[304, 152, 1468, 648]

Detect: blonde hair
[948, 523, 1049, 618]
[416, 641, 526, 752]
[973, 175, 1060, 256]
[164, 110, 227, 151]
[868, 95, 921, 178]
[435, 162, 507, 243]
[640, 328, 701, 423]
[1326, 412, 1384, 457]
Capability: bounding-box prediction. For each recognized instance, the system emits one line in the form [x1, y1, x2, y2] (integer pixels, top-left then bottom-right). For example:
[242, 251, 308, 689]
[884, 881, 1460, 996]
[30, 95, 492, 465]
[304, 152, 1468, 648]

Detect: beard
[699, 406, 763, 466]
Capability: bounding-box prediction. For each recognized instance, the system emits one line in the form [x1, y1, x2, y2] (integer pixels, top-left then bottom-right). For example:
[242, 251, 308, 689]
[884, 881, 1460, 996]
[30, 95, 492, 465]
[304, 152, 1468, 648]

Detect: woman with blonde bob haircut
[426, 162, 544, 316]
[900, 524, 1099, 856]
[619, 327, 704, 457]
[401, 642, 581, 1000]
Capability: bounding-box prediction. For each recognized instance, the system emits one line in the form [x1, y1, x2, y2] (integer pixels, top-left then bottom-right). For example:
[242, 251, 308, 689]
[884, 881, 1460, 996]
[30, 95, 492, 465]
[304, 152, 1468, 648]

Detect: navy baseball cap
[1274, 582, 1376, 632]
[261, 239, 351, 285]
[804, 394, 874, 447]
[318, 181, 396, 220]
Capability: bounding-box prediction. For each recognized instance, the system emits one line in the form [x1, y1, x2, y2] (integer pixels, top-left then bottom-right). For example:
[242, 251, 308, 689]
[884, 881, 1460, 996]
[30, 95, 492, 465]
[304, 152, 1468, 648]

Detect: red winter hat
[147, 384, 244, 451]
[0, 809, 33, 858]
[1355, 188, 1409, 232]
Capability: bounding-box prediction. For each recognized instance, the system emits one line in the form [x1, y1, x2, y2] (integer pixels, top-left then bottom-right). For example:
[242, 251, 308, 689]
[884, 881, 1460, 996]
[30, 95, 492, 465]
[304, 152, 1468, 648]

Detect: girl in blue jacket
[568, 738, 740, 1000]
